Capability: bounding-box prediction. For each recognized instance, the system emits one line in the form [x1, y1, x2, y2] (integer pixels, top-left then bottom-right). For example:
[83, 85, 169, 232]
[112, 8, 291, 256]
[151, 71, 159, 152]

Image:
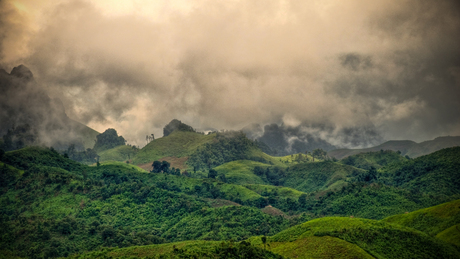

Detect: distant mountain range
[328, 136, 460, 159]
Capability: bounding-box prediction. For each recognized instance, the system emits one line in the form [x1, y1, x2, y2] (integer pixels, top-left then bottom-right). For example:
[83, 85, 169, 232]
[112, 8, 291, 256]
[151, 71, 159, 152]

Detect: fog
[1, 0, 459, 147]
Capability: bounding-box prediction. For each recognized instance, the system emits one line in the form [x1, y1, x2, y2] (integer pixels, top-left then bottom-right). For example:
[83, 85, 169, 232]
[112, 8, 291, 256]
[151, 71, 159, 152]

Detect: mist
[1, 0, 459, 147]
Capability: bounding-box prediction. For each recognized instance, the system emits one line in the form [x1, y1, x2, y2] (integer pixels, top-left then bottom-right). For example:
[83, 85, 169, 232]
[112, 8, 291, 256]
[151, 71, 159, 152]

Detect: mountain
[2, 143, 460, 257]
[67, 201, 460, 259]
[255, 215, 460, 259]
[242, 122, 385, 156]
[329, 136, 460, 159]
[0, 65, 99, 150]
[163, 119, 196, 137]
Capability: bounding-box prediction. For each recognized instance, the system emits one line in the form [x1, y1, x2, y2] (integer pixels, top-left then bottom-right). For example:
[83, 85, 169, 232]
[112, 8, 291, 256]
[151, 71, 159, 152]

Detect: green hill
[283, 161, 363, 193]
[133, 131, 215, 166]
[162, 205, 290, 241]
[379, 147, 460, 196]
[67, 240, 284, 259]
[98, 145, 139, 162]
[382, 199, 460, 237]
[214, 160, 269, 185]
[340, 150, 408, 170]
[257, 217, 460, 259]
[329, 136, 460, 159]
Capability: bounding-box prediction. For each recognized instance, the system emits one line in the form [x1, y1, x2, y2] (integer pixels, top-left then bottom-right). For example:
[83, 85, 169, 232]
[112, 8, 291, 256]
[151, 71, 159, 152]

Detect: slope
[382, 199, 460, 237]
[329, 136, 460, 159]
[379, 147, 460, 196]
[133, 131, 215, 165]
[282, 161, 363, 193]
[340, 150, 408, 170]
[257, 217, 460, 259]
[98, 145, 139, 162]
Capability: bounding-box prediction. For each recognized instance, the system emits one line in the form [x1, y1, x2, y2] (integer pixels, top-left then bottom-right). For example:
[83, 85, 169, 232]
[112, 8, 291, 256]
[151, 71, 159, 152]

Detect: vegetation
[163, 119, 196, 137]
[382, 199, 460, 237]
[340, 150, 408, 170]
[67, 240, 284, 259]
[262, 217, 460, 259]
[93, 128, 126, 152]
[133, 131, 215, 165]
[98, 145, 139, 162]
[1, 127, 460, 258]
[188, 131, 258, 170]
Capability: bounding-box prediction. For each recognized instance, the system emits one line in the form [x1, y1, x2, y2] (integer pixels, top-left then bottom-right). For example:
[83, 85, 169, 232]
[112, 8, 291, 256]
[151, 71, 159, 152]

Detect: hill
[379, 147, 460, 197]
[340, 150, 408, 170]
[98, 145, 139, 162]
[67, 240, 284, 259]
[329, 136, 460, 159]
[282, 161, 363, 193]
[133, 131, 215, 165]
[382, 199, 460, 238]
[255, 217, 460, 259]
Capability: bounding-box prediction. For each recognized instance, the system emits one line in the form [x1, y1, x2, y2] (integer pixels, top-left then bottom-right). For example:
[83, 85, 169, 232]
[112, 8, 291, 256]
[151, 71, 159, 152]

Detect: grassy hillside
[379, 147, 460, 196]
[283, 161, 363, 193]
[214, 160, 269, 185]
[67, 240, 284, 259]
[244, 184, 307, 200]
[98, 161, 148, 173]
[133, 131, 215, 165]
[329, 136, 460, 159]
[98, 145, 139, 162]
[436, 224, 460, 248]
[382, 199, 460, 237]
[258, 217, 460, 258]
[340, 150, 408, 170]
[162, 205, 290, 241]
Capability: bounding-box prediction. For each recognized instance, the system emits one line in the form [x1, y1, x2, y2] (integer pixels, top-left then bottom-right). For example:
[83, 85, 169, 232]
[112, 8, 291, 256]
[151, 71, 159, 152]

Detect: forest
[1, 123, 460, 258]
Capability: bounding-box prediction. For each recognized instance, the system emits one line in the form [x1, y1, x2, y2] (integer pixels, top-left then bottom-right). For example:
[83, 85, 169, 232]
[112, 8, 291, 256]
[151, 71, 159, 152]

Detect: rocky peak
[10, 65, 34, 80]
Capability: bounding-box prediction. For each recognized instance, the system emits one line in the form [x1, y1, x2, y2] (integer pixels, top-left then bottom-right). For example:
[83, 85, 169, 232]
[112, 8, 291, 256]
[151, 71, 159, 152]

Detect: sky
[1, 0, 459, 147]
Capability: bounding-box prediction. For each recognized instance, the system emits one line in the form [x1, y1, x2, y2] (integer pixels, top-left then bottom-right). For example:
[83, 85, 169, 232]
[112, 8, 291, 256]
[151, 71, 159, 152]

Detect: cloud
[1, 0, 459, 146]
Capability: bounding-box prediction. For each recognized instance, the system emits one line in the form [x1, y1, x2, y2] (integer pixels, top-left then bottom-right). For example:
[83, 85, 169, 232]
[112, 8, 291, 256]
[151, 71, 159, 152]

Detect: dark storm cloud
[339, 53, 373, 71]
[326, 0, 460, 141]
[0, 0, 459, 146]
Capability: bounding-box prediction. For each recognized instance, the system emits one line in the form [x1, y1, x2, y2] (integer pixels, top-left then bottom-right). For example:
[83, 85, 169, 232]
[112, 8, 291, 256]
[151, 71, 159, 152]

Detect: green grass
[436, 224, 460, 248]
[283, 161, 363, 193]
[68, 239, 284, 259]
[382, 199, 460, 237]
[97, 161, 148, 173]
[244, 184, 307, 200]
[265, 217, 460, 258]
[214, 160, 268, 185]
[218, 183, 263, 201]
[162, 205, 290, 241]
[340, 150, 408, 170]
[98, 145, 138, 162]
[0, 161, 24, 175]
[268, 236, 373, 259]
[133, 131, 215, 165]
[248, 149, 321, 168]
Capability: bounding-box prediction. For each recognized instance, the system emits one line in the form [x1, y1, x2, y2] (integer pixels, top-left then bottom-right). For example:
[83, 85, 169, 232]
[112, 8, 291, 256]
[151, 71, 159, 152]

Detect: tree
[312, 148, 327, 160]
[261, 236, 267, 250]
[161, 161, 170, 173]
[208, 169, 218, 179]
[152, 161, 162, 173]
[253, 166, 264, 176]
[93, 128, 126, 151]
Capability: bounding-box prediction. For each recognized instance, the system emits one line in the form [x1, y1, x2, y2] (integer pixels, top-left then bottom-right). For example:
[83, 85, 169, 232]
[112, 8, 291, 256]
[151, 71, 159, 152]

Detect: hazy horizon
[1, 0, 459, 147]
